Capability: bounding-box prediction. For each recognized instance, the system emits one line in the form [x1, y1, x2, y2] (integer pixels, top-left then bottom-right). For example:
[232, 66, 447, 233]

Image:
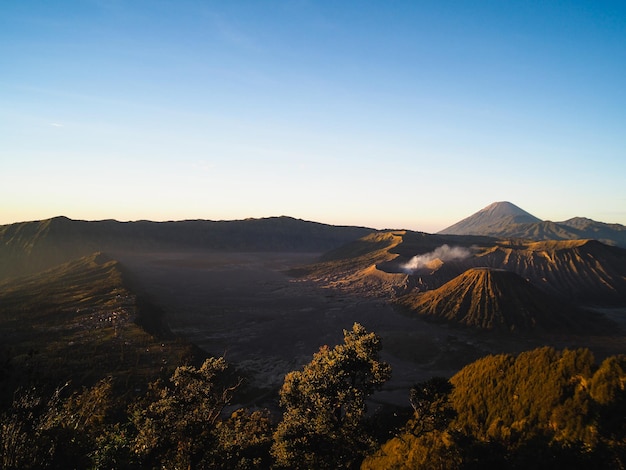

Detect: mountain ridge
[0, 216, 375, 280]
[0, 252, 194, 400]
[439, 201, 626, 248]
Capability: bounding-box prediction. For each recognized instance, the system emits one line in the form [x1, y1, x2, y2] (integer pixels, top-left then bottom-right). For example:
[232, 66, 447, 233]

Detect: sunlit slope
[0, 216, 374, 280]
[448, 348, 626, 444]
[0, 253, 192, 398]
[302, 231, 626, 306]
[294, 230, 497, 297]
[397, 268, 606, 332]
[472, 240, 626, 304]
[293, 231, 409, 296]
[365, 348, 626, 468]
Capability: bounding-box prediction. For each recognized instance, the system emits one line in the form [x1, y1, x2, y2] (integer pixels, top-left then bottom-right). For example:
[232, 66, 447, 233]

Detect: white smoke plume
[400, 244, 472, 273]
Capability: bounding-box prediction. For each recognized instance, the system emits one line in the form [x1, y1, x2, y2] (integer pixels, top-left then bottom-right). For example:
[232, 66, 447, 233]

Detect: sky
[1, 1, 625, 233]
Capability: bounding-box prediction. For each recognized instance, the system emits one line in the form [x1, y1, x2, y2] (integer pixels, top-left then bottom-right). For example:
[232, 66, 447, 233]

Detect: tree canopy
[272, 322, 391, 469]
[364, 347, 626, 469]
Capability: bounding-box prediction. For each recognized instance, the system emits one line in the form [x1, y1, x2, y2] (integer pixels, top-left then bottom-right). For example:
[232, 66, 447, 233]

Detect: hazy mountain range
[1, 199, 626, 470]
[0, 215, 373, 280]
[2, 200, 624, 280]
[439, 201, 626, 248]
[2, 203, 626, 334]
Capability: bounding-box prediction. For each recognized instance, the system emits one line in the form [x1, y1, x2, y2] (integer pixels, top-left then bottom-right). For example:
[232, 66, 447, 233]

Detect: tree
[409, 377, 456, 437]
[0, 386, 59, 470]
[362, 377, 460, 470]
[212, 408, 273, 469]
[131, 357, 241, 469]
[0, 379, 114, 470]
[272, 323, 391, 469]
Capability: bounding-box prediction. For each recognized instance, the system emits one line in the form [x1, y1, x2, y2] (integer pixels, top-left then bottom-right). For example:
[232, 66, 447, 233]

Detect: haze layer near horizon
[2, 1, 625, 232]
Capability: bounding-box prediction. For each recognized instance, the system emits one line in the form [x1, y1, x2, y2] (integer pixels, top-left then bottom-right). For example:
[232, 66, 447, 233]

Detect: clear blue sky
[2, 1, 625, 232]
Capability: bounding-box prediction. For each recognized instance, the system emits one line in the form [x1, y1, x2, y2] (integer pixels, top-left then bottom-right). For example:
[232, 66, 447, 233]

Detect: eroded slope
[397, 268, 608, 333]
[471, 239, 626, 304]
[306, 231, 626, 306]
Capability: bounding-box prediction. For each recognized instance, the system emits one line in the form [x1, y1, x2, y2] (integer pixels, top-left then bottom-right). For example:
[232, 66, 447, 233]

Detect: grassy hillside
[0, 253, 195, 405]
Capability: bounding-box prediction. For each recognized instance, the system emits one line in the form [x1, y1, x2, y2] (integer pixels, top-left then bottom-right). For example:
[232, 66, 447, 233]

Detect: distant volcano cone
[439, 201, 541, 235]
[397, 267, 599, 333]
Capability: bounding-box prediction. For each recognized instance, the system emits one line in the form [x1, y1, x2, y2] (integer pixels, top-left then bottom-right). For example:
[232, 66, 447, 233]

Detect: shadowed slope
[480, 219, 626, 247]
[0, 216, 374, 280]
[0, 252, 126, 320]
[397, 268, 608, 333]
[0, 253, 194, 401]
[559, 217, 626, 247]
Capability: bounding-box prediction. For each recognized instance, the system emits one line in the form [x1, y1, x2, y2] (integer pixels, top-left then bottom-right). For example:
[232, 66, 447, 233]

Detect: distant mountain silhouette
[0, 216, 374, 280]
[439, 202, 541, 235]
[439, 202, 626, 248]
[397, 267, 605, 333]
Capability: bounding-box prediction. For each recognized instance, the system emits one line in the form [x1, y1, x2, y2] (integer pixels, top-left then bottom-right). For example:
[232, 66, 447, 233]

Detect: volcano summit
[438, 201, 626, 248]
